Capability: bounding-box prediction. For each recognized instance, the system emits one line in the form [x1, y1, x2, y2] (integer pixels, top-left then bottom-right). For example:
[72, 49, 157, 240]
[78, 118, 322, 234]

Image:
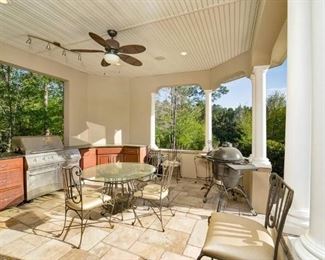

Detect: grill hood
[207, 142, 244, 162]
[11, 135, 63, 154]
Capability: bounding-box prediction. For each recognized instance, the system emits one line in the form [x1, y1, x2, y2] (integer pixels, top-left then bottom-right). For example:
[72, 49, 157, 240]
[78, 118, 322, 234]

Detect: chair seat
[133, 183, 168, 200]
[67, 192, 111, 211]
[202, 212, 274, 260]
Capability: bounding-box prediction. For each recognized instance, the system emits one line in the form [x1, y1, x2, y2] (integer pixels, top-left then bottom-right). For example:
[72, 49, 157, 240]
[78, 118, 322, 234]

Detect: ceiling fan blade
[70, 49, 104, 53]
[119, 45, 146, 54]
[101, 58, 110, 67]
[118, 54, 142, 66]
[89, 32, 108, 48]
[106, 39, 119, 49]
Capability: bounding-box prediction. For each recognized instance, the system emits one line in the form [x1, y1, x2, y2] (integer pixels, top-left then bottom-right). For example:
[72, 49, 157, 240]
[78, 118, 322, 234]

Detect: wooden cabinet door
[0, 157, 24, 210]
[79, 148, 96, 169]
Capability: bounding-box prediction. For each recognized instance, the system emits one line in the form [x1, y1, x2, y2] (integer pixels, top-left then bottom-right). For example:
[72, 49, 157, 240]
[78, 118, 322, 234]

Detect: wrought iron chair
[131, 160, 176, 231]
[56, 166, 114, 248]
[165, 149, 182, 182]
[197, 173, 294, 260]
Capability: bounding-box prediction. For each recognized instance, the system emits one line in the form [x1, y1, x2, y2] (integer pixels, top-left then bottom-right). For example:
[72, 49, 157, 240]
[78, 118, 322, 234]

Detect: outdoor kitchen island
[76, 145, 147, 170]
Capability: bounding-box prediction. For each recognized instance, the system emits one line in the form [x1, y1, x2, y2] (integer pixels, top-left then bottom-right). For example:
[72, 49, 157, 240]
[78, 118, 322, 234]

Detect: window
[155, 85, 205, 150]
[0, 63, 64, 152]
[212, 78, 252, 156]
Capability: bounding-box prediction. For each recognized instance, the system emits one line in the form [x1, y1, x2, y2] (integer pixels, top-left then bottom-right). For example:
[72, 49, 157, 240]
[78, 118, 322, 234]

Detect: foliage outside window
[212, 86, 286, 176]
[0, 64, 64, 152]
[155, 84, 228, 150]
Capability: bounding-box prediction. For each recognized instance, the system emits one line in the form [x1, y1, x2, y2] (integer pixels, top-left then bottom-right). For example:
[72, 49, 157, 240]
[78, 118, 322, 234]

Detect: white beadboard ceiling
[0, 0, 260, 77]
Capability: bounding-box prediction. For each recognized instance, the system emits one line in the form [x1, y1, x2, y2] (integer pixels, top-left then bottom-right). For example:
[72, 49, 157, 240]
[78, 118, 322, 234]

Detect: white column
[203, 89, 213, 152]
[150, 92, 158, 149]
[294, 0, 325, 259]
[251, 66, 271, 168]
[284, 0, 312, 236]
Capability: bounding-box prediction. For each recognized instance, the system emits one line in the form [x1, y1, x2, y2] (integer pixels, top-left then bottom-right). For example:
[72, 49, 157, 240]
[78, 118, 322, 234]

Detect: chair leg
[77, 212, 85, 249]
[56, 207, 68, 237]
[132, 204, 143, 227]
[196, 251, 205, 260]
[167, 195, 175, 216]
[159, 204, 164, 232]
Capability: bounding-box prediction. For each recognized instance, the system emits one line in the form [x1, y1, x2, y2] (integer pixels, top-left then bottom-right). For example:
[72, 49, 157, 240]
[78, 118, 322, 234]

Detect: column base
[284, 209, 309, 236]
[202, 145, 213, 152]
[251, 157, 272, 168]
[149, 144, 158, 150]
[293, 234, 325, 260]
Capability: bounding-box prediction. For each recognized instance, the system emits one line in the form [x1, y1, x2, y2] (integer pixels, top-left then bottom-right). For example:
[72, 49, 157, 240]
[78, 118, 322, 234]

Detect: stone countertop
[0, 152, 24, 160]
[64, 144, 147, 150]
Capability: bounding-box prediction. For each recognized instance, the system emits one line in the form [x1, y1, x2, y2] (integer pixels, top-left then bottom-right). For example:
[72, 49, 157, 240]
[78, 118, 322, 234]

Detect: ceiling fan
[71, 29, 146, 67]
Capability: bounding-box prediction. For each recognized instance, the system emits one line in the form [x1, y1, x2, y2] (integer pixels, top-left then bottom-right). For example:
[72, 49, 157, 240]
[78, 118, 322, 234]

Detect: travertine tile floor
[0, 178, 259, 260]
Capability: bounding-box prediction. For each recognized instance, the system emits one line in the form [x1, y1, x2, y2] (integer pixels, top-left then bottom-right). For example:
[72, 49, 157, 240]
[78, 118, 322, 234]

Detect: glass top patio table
[82, 162, 156, 183]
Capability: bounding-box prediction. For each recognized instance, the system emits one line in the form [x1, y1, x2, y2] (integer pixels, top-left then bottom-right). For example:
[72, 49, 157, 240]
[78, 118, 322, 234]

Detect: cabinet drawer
[0, 169, 23, 188]
[0, 158, 23, 172]
[97, 147, 123, 155]
[0, 185, 24, 210]
[123, 147, 139, 155]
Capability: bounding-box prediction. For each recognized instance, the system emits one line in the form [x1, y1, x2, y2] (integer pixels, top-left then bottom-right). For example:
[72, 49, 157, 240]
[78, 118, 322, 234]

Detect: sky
[215, 60, 287, 108]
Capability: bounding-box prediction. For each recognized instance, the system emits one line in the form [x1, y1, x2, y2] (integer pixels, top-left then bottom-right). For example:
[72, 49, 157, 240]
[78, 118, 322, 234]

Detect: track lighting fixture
[25, 34, 81, 60]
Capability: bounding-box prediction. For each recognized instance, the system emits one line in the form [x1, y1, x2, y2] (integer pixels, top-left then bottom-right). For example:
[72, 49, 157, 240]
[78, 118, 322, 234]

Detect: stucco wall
[86, 75, 131, 145]
[0, 42, 89, 146]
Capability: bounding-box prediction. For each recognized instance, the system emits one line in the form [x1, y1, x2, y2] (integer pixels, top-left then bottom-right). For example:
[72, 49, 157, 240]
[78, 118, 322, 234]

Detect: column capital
[203, 89, 213, 94]
[252, 65, 270, 74]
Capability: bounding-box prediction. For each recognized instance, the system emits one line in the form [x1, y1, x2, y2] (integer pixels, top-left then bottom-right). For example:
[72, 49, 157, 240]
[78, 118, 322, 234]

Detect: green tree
[0, 63, 64, 152]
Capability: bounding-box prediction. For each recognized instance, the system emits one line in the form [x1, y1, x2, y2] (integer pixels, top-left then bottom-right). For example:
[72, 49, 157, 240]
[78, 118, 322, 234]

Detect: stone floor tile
[165, 216, 197, 234]
[0, 237, 36, 258]
[24, 239, 72, 260]
[173, 194, 204, 208]
[68, 226, 111, 251]
[160, 251, 193, 260]
[183, 244, 202, 259]
[100, 247, 141, 260]
[0, 229, 26, 247]
[102, 225, 143, 250]
[129, 241, 164, 260]
[188, 219, 208, 248]
[21, 233, 51, 247]
[138, 228, 189, 254]
[88, 242, 112, 258]
[59, 248, 99, 260]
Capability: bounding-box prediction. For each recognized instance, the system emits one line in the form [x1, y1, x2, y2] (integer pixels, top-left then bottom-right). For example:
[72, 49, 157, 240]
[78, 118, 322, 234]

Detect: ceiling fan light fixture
[104, 53, 120, 64]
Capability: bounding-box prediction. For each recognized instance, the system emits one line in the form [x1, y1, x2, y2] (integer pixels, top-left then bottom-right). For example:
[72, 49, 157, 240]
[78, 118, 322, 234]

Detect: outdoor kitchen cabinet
[123, 146, 146, 163]
[0, 157, 24, 210]
[79, 148, 96, 169]
[97, 147, 124, 165]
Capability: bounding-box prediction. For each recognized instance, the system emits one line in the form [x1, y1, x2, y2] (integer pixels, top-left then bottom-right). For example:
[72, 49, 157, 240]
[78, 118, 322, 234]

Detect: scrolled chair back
[62, 166, 83, 207]
[160, 161, 175, 191]
[265, 172, 294, 260]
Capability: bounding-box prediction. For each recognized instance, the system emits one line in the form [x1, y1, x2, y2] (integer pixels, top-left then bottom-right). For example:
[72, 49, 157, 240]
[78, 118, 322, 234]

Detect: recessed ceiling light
[180, 51, 187, 56]
[116, 62, 121, 66]
[154, 56, 166, 61]
[0, 0, 9, 4]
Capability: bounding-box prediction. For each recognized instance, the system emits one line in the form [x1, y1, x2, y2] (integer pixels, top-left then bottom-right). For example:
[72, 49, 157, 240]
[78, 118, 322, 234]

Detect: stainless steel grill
[12, 136, 80, 201]
[204, 142, 257, 215]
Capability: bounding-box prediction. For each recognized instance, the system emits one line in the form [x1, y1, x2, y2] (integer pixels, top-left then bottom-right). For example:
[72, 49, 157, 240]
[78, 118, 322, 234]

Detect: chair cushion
[67, 192, 111, 211]
[202, 212, 274, 260]
[133, 183, 168, 201]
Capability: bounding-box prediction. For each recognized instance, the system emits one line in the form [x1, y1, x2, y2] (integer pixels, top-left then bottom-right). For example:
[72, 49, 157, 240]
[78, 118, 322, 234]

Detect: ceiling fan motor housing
[107, 29, 117, 38]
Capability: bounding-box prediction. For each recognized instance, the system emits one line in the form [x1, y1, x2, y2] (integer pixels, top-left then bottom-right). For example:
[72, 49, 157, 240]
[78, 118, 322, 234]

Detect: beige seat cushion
[134, 183, 168, 201]
[67, 192, 111, 211]
[202, 212, 274, 260]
